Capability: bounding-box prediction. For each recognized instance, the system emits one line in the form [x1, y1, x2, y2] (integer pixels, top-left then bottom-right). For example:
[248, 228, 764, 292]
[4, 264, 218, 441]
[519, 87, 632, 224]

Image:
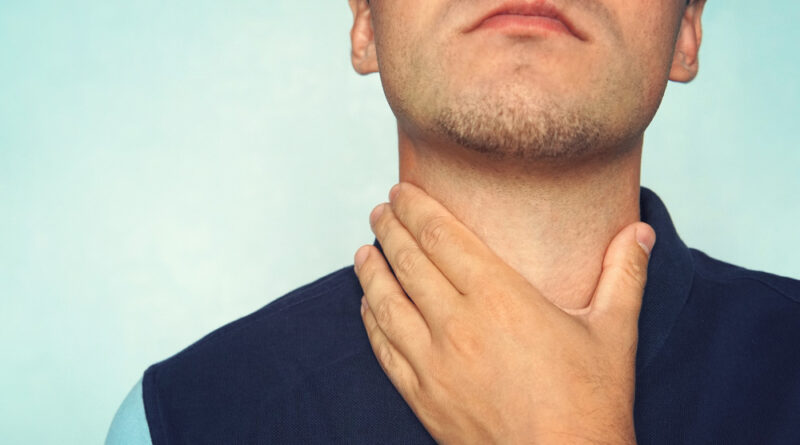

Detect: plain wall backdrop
[1, 1, 798, 443]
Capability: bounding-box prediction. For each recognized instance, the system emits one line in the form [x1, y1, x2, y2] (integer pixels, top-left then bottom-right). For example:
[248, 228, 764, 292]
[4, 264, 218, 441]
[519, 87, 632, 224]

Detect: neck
[397, 128, 643, 312]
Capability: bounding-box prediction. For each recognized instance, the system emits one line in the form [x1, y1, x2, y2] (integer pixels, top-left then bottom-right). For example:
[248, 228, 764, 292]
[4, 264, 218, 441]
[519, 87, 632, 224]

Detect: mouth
[466, 1, 586, 41]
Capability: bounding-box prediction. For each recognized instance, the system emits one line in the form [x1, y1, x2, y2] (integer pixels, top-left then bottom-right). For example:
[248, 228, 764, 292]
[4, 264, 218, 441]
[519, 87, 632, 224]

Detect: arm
[105, 377, 153, 445]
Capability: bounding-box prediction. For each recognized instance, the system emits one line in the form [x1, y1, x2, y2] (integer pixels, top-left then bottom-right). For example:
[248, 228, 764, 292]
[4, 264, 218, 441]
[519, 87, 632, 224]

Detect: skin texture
[347, 0, 706, 442]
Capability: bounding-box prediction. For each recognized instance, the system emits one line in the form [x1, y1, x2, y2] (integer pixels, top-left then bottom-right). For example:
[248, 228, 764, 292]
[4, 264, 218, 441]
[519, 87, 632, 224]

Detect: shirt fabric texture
[106, 187, 800, 444]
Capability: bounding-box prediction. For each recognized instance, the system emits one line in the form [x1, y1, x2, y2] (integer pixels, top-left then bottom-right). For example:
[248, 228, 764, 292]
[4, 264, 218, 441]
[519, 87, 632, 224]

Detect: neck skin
[397, 128, 643, 312]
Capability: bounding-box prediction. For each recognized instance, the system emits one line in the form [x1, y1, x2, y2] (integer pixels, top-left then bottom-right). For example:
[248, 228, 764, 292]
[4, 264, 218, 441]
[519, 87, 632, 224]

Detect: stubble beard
[428, 82, 610, 163]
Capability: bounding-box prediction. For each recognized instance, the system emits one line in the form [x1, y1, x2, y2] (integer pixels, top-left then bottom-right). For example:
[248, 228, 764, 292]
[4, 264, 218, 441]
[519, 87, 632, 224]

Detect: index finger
[388, 182, 506, 294]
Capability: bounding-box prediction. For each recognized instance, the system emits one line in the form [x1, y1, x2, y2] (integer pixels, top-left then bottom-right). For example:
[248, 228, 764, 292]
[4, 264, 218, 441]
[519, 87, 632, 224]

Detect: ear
[669, 0, 706, 83]
[348, 0, 379, 75]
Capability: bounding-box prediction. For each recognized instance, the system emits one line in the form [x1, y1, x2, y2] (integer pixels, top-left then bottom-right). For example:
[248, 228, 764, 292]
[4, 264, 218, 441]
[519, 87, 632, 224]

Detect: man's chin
[429, 105, 602, 164]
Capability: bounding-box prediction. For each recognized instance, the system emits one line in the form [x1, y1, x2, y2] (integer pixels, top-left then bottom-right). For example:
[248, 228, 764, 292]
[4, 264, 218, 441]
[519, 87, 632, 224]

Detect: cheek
[372, 20, 416, 111]
[618, 12, 681, 109]
[372, 0, 439, 74]
[372, 13, 447, 125]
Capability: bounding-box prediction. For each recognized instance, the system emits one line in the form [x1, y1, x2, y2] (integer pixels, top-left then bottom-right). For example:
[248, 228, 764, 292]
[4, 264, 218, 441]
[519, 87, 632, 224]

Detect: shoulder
[147, 264, 364, 378]
[689, 248, 800, 305]
[141, 265, 368, 433]
[138, 264, 436, 444]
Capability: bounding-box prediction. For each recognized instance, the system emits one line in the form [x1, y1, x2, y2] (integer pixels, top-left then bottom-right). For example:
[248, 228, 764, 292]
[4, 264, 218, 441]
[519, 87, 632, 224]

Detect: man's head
[348, 0, 706, 163]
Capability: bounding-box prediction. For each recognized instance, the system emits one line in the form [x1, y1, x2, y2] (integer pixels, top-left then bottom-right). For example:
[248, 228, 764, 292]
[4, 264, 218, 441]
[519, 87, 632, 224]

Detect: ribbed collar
[373, 186, 694, 375]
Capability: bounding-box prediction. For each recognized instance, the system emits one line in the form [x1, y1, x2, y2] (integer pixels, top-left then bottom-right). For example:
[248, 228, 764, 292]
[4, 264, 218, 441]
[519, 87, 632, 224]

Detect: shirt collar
[372, 186, 694, 374]
[636, 186, 694, 372]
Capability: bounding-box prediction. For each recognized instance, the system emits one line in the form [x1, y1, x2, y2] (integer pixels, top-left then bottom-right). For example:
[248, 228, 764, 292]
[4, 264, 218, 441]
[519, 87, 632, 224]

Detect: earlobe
[349, 0, 379, 75]
[668, 0, 705, 83]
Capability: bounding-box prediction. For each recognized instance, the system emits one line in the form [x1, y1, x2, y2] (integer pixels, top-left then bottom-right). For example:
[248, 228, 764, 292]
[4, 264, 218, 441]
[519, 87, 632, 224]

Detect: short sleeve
[105, 377, 153, 445]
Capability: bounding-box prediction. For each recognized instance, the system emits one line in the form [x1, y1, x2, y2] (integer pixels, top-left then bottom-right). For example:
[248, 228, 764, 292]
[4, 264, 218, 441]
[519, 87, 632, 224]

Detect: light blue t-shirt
[105, 378, 152, 445]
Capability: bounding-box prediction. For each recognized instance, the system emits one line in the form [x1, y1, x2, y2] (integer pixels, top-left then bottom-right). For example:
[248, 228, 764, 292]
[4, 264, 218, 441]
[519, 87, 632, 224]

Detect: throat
[396, 129, 642, 311]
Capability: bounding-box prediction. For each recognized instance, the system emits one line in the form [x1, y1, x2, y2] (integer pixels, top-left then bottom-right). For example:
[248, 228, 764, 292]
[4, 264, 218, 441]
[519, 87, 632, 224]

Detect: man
[107, 0, 800, 443]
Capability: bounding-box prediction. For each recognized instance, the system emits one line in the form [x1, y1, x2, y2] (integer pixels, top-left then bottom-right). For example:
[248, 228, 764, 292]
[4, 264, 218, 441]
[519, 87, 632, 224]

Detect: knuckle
[456, 265, 490, 295]
[609, 262, 647, 291]
[628, 250, 646, 273]
[376, 341, 394, 368]
[374, 298, 395, 327]
[419, 215, 450, 252]
[457, 333, 484, 358]
[482, 291, 516, 321]
[393, 245, 420, 277]
[441, 317, 483, 358]
[623, 259, 648, 289]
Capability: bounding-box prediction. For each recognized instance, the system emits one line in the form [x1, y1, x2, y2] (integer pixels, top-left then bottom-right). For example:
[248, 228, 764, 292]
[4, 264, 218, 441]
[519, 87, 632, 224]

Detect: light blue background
[1, 1, 798, 443]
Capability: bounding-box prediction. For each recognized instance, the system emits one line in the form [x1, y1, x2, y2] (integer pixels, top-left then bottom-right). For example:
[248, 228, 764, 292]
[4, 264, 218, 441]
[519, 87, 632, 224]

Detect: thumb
[587, 222, 656, 338]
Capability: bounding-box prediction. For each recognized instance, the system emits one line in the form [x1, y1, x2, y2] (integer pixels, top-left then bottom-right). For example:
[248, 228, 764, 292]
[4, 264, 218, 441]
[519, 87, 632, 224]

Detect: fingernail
[361, 296, 368, 314]
[636, 226, 656, 257]
[354, 246, 370, 271]
[369, 203, 386, 226]
[389, 184, 400, 202]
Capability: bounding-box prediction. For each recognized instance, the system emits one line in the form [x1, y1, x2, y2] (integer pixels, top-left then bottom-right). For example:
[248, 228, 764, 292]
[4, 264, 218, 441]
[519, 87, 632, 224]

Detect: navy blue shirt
[106, 187, 800, 444]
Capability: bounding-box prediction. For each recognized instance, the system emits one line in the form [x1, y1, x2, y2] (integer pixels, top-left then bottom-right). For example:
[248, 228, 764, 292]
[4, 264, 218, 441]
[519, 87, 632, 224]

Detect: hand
[353, 182, 655, 445]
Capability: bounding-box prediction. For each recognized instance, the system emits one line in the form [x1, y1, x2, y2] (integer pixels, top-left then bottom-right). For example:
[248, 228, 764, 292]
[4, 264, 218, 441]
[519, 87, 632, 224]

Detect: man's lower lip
[476, 14, 572, 36]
